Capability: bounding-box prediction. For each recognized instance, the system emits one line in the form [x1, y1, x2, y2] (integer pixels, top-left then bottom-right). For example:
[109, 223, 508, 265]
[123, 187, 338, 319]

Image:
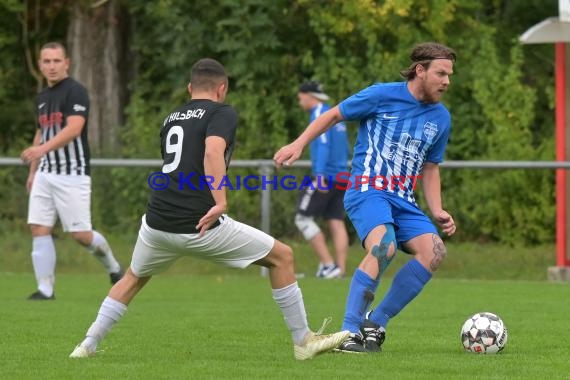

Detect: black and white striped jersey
[36, 77, 91, 176]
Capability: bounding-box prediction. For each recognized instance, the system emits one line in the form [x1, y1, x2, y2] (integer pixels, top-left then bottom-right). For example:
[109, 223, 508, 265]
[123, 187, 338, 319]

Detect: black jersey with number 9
[145, 99, 237, 233]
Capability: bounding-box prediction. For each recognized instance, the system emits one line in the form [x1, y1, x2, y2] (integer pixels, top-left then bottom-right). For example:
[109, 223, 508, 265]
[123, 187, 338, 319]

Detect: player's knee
[30, 224, 51, 237]
[370, 224, 397, 278]
[294, 214, 320, 241]
[373, 224, 397, 259]
[70, 231, 92, 246]
[277, 243, 294, 268]
[125, 268, 148, 285]
[265, 240, 294, 269]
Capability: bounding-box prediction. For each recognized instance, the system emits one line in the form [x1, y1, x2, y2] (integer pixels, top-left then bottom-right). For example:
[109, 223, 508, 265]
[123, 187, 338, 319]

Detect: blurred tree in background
[0, 0, 559, 244]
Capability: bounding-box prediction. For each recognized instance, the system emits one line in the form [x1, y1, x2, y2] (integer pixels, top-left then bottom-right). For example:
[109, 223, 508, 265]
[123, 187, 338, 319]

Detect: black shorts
[296, 182, 345, 220]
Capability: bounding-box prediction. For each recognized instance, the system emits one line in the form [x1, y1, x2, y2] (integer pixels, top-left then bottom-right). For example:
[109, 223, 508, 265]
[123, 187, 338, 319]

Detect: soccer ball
[460, 312, 508, 354]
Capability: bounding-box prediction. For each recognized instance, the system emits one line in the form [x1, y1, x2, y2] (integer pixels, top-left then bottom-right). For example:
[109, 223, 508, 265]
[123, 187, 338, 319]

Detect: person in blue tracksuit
[295, 81, 350, 278]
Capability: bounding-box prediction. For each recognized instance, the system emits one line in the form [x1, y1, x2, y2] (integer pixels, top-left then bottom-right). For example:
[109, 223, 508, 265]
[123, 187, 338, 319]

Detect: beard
[422, 83, 445, 104]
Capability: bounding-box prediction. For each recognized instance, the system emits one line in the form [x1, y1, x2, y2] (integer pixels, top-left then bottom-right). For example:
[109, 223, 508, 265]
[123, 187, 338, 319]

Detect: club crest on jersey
[423, 122, 438, 141]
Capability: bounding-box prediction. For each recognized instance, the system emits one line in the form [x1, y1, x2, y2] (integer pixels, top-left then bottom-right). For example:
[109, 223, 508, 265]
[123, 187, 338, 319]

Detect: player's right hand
[196, 204, 226, 237]
[273, 142, 303, 168]
[435, 210, 456, 236]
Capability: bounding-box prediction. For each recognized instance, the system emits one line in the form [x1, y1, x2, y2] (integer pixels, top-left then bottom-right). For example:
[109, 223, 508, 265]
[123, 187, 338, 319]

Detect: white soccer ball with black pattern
[460, 312, 508, 354]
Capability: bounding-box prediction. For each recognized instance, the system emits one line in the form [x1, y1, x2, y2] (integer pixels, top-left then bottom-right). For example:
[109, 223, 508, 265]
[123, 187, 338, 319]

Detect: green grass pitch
[1, 273, 569, 380]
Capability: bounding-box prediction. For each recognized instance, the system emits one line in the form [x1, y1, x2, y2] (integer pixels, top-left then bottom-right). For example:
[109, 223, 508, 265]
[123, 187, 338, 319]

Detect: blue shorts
[344, 189, 437, 249]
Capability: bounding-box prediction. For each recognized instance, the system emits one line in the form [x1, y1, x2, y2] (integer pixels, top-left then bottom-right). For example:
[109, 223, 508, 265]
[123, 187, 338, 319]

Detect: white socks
[81, 296, 127, 351]
[78, 285, 308, 351]
[272, 282, 310, 345]
[31, 235, 56, 297]
[88, 230, 121, 274]
[31, 231, 120, 296]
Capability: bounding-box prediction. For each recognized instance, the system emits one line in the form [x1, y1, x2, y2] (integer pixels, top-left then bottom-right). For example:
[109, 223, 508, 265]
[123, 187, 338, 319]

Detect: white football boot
[293, 318, 350, 360]
[69, 344, 96, 358]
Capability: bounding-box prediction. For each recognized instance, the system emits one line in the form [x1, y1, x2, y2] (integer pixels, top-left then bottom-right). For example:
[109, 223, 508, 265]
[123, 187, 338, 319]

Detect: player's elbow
[70, 128, 83, 139]
[204, 146, 224, 162]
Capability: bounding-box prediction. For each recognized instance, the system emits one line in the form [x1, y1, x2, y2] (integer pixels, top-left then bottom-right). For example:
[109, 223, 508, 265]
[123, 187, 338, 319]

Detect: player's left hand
[435, 210, 456, 236]
[273, 142, 304, 168]
[21, 145, 47, 164]
[196, 204, 227, 237]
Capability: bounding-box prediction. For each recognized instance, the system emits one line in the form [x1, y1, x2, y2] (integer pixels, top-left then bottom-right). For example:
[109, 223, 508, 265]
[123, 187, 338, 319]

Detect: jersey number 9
[162, 125, 184, 173]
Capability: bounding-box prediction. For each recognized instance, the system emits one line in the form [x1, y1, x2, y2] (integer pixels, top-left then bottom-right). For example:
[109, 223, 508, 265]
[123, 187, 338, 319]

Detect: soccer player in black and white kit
[69, 58, 349, 360]
[20, 42, 123, 300]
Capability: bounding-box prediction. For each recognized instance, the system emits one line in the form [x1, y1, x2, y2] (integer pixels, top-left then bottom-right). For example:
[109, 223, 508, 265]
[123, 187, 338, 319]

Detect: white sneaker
[316, 263, 342, 278]
[315, 263, 327, 277]
[322, 264, 342, 279]
[69, 345, 96, 358]
[293, 318, 350, 360]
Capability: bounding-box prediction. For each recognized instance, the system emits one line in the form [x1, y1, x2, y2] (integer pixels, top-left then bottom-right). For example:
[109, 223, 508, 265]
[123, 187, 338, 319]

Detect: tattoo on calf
[430, 234, 447, 271]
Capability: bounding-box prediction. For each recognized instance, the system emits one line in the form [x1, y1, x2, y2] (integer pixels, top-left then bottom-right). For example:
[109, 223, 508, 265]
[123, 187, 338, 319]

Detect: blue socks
[342, 259, 432, 333]
[341, 269, 379, 333]
[369, 258, 432, 328]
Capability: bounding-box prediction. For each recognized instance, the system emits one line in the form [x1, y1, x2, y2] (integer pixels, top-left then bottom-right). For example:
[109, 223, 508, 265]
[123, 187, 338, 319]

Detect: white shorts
[27, 172, 92, 232]
[130, 214, 275, 277]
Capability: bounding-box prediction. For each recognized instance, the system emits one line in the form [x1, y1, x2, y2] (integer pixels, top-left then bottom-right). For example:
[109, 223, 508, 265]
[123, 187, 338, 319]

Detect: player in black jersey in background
[69, 58, 349, 360]
[20, 42, 123, 300]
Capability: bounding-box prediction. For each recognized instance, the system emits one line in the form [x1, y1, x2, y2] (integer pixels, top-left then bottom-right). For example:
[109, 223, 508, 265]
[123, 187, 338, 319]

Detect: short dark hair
[190, 58, 228, 91]
[40, 41, 68, 57]
[400, 42, 456, 80]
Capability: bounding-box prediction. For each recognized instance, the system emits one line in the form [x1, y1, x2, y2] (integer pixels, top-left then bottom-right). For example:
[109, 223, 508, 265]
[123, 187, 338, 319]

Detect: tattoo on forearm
[430, 234, 447, 271]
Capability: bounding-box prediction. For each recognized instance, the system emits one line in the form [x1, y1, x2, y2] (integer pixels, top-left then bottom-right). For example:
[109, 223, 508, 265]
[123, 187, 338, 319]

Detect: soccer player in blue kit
[274, 42, 457, 353]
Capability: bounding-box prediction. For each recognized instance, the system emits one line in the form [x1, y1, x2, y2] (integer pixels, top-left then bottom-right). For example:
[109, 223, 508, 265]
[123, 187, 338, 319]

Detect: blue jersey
[309, 103, 350, 178]
[339, 82, 451, 205]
